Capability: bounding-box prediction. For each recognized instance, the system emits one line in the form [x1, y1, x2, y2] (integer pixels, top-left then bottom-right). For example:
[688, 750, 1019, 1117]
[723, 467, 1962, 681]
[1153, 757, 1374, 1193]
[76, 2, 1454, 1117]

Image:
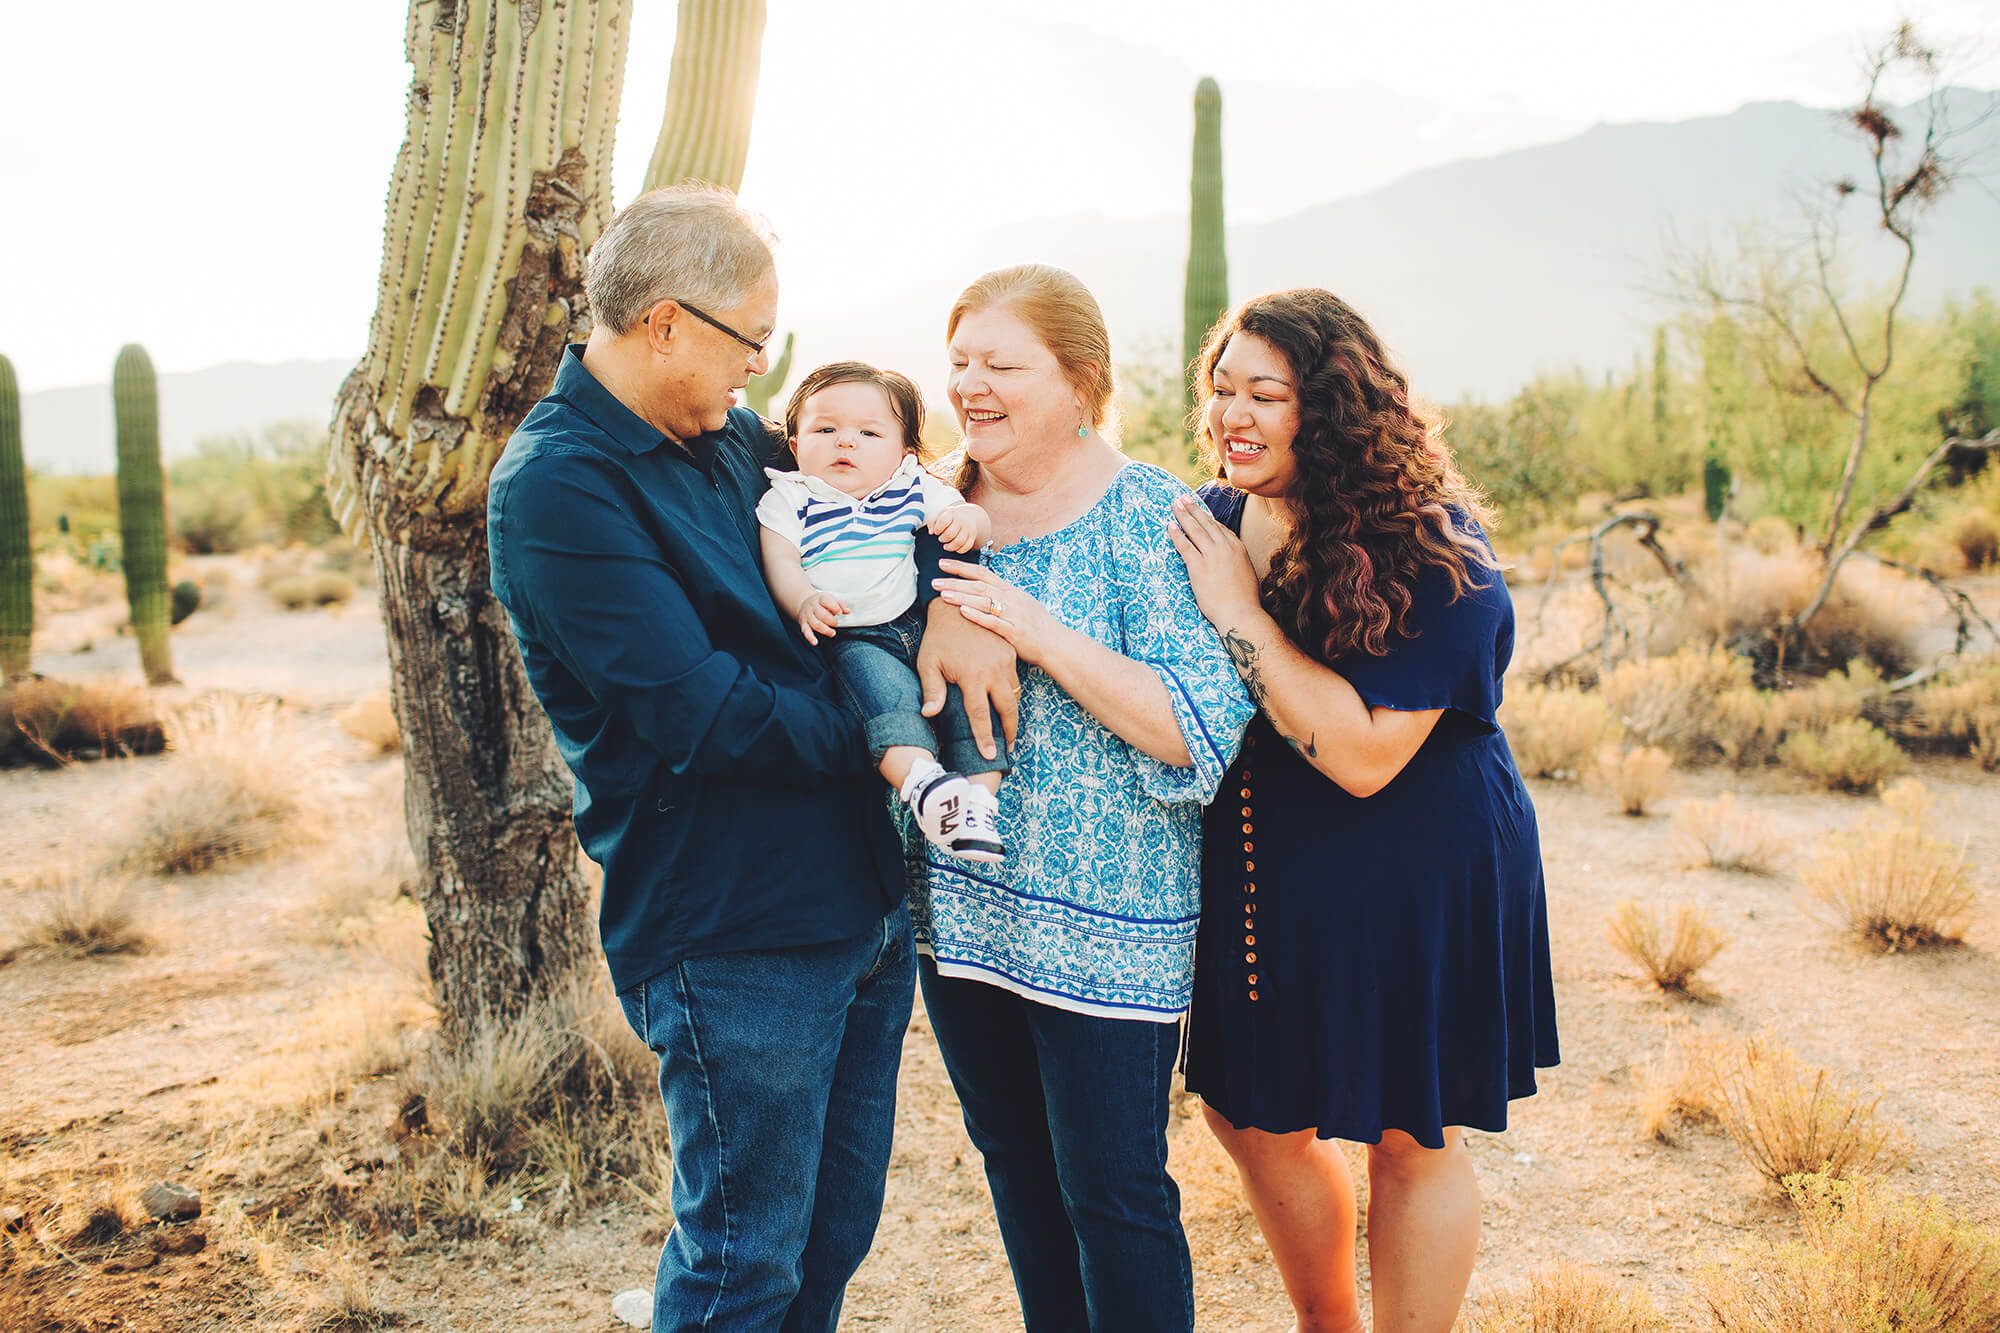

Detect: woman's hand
[1168, 494, 1264, 630]
[932, 560, 1066, 667]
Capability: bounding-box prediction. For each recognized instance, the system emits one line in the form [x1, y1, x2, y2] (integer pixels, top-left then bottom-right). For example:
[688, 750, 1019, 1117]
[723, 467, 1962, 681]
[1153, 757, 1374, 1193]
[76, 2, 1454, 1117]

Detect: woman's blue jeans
[619, 905, 915, 1332]
[918, 957, 1194, 1332]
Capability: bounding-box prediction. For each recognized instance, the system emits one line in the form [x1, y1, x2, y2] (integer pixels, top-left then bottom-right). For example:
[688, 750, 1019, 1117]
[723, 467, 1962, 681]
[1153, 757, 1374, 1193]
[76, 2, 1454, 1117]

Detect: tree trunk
[330, 0, 631, 1039]
[370, 522, 593, 1036]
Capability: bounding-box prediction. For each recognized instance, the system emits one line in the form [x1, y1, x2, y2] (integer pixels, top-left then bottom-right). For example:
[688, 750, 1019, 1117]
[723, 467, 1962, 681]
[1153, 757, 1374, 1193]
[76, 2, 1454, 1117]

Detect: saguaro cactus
[0, 355, 29, 680]
[744, 330, 793, 417]
[328, 0, 634, 1035]
[642, 0, 769, 193]
[1183, 77, 1228, 446]
[113, 344, 174, 683]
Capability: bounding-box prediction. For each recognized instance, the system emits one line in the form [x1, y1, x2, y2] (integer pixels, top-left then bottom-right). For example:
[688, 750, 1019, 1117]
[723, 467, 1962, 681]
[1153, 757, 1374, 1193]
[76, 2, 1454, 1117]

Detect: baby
[756, 361, 1009, 863]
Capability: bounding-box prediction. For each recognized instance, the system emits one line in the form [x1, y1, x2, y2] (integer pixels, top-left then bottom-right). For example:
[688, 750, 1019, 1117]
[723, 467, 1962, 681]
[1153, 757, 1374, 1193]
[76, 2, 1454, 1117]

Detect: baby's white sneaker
[901, 765, 1003, 863]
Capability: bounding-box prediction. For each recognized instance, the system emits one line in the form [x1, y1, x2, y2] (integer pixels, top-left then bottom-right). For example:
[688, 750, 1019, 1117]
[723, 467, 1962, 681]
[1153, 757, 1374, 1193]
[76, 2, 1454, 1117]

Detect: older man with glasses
[487, 183, 1015, 1331]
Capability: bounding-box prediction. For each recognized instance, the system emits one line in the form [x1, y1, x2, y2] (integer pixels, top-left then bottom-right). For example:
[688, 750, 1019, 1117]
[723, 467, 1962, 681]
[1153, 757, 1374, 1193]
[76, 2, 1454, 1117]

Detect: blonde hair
[945, 264, 1115, 490]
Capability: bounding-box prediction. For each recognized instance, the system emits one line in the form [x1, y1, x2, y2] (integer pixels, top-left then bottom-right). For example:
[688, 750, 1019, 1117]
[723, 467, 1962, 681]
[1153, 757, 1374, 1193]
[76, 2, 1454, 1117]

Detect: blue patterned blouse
[911, 461, 1255, 1022]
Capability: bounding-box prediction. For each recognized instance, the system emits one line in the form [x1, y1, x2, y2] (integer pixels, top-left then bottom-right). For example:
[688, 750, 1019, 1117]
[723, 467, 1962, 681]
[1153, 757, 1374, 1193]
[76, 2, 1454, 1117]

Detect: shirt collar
[766, 452, 923, 506]
[554, 343, 731, 466]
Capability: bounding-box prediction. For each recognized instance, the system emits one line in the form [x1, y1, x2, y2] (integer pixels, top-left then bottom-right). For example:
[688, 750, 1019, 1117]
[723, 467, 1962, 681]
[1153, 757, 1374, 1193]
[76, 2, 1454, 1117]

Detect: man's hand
[919, 596, 1019, 760]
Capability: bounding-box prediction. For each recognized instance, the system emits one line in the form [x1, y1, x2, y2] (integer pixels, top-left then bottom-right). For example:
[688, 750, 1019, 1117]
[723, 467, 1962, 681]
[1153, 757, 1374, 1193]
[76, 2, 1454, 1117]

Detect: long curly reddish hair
[1196, 289, 1495, 662]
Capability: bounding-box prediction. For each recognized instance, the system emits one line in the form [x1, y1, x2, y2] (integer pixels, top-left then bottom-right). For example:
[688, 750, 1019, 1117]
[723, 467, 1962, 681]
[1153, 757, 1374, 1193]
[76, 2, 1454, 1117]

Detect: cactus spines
[113, 344, 174, 684]
[0, 355, 29, 680]
[744, 330, 793, 418]
[327, 0, 634, 536]
[643, 0, 769, 193]
[1183, 76, 1228, 446]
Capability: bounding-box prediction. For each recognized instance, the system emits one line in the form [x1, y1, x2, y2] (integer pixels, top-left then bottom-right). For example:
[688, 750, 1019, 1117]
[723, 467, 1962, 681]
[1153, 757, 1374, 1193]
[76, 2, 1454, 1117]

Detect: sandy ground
[3, 561, 1998, 1330]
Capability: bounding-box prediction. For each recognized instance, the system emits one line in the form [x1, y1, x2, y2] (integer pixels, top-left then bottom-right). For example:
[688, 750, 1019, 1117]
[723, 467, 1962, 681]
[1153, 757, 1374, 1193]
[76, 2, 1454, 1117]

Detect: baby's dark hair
[783, 361, 925, 452]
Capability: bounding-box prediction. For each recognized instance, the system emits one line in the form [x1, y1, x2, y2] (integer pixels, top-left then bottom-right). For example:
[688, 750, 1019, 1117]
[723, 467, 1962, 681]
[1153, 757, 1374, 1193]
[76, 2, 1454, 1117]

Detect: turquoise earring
[1076, 422, 1088, 438]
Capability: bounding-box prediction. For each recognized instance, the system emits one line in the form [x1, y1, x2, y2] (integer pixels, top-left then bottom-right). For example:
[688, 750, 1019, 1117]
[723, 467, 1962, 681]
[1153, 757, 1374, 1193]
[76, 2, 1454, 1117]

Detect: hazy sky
[4, 0, 1995, 393]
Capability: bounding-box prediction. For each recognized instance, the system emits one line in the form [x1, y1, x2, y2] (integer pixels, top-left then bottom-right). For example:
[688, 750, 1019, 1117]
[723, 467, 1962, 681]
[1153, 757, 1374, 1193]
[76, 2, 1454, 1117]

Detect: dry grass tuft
[297, 1234, 398, 1330]
[1699, 1172, 2000, 1332]
[405, 975, 659, 1195]
[1500, 685, 1619, 780]
[270, 571, 357, 611]
[1594, 745, 1673, 816]
[1636, 1031, 1726, 1145]
[1607, 901, 1726, 995]
[1698, 1037, 1903, 1188]
[13, 870, 149, 958]
[1460, 1262, 1666, 1331]
[1673, 794, 1782, 874]
[1778, 718, 1909, 794]
[1800, 779, 1975, 952]
[122, 695, 318, 874]
[336, 692, 400, 753]
[1599, 647, 1754, 765]
[0, 678, 165, 767]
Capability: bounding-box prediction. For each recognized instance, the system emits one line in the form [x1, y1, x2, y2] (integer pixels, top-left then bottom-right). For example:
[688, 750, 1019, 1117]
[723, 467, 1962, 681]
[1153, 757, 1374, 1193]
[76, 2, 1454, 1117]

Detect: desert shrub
[1594, 745, 1672, 815]
[1501, 685, 1618, 779]
[1709, 687, 1773, 766]
[1948, 509, 2000, 571]
[1673, 794, 1781, 873]
[1669, 546, 1923, 680]
[1761, 662, 1883, 743]
[11, 871, 148, 958]
[1743, 513, 1799, 554]
[307, 571, 356, 606]
[1461, 1263, 1665, 1332]
[1598, 647, 1753, 764]
[265, 575, 313, 610]
[1778, 718, 1909, 793]
[122, 695, 315, 874]
[1699, 1036, 1903, 1187]
[1699, 1172, 2000, 1333]
[167, 425, 341, 553]
[1607, 901, 1724, 994]
[0, 678, 165, 767]
[1800, 779, 1974, 952]
[337, 692, 399, 753]
[1902, 659, 2000, 764]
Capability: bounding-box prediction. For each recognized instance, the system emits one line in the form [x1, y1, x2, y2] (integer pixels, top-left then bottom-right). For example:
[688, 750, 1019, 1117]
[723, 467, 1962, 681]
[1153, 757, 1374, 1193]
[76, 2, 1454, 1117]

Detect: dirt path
[5, 581, 1997, 1330]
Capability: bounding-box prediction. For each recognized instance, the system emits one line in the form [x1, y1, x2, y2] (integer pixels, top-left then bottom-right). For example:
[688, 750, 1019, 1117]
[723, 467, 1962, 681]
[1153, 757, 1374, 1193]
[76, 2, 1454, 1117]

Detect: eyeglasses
[646, 299, 767, 358]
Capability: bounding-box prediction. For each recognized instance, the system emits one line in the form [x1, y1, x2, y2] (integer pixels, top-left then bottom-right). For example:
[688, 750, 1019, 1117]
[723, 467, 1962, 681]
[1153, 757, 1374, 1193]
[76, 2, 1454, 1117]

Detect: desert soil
[3, 557, 1997, 1331]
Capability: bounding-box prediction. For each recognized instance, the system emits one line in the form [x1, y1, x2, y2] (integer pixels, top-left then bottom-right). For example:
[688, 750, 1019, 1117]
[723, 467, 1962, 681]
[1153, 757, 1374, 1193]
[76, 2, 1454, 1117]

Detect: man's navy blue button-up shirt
[488, 345, 903, 994]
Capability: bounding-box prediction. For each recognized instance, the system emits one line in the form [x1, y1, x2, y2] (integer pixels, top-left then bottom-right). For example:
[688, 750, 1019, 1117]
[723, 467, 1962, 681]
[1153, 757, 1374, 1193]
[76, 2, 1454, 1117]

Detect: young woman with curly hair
[1168, 288, 1559, 1332]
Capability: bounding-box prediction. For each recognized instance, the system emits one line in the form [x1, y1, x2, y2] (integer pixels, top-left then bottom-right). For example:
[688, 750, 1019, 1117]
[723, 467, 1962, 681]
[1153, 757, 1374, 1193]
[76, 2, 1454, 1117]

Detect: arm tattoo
[1220, 627, 1270, 710]
[1222, 626, 1317, 757]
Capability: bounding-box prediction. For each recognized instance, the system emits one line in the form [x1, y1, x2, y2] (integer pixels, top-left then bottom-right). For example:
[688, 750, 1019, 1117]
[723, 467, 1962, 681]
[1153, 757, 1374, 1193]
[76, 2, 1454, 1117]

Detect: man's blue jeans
[619, 904, 916, 1332]
[918, 958, 1194, 1332]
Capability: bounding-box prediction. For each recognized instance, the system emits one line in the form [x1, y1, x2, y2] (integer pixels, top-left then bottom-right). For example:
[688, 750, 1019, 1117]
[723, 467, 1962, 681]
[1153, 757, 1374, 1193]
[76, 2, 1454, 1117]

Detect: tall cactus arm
[0, 354, 30, 680]
[1182, 76, 1228, 433]
[642, 0, 769, 193]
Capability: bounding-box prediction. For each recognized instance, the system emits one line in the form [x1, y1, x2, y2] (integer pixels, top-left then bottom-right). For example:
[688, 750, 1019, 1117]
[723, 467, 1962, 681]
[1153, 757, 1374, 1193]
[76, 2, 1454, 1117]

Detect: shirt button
[1239, 805, 1253, 818]
[1245, 935, 1256, 946]
[1241, 822, 1254, 835]
[1247, 974, 1259, 985]
[1242, 841, 1255, 854]
[1244, 859, 1255, 873]
[1245, 952, 1258, 964]
[1248, 990, 1259, 1001]
[1238, 787, 1252, 799]
[1243, 918, 1254, 930]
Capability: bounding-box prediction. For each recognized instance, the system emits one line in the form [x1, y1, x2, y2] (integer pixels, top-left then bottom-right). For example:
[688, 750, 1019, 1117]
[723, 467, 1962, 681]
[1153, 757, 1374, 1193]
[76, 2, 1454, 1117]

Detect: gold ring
[988, 596, 1004, 616]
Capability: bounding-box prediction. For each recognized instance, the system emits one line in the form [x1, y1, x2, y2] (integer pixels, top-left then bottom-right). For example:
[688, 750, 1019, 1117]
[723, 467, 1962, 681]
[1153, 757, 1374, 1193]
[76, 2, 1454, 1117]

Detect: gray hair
[585, 183, 776, 336]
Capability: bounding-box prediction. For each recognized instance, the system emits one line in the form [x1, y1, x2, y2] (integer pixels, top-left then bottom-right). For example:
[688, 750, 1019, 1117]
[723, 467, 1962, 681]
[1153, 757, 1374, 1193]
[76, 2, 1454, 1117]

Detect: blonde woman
[915, 264, 1254, 1331]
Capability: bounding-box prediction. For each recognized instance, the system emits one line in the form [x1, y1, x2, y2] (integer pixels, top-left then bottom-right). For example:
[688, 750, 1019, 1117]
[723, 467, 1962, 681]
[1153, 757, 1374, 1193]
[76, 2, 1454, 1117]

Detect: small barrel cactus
[112, 344, 174, 683]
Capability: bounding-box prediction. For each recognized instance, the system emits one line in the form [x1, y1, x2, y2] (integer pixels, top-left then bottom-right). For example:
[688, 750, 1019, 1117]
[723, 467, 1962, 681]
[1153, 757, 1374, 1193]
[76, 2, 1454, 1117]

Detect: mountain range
[22, 89, 1998, 474]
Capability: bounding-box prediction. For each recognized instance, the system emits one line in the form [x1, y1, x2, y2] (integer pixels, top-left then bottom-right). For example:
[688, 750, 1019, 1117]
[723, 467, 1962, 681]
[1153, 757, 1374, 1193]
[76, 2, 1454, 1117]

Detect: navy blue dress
[1183, 486, 1558, 1149]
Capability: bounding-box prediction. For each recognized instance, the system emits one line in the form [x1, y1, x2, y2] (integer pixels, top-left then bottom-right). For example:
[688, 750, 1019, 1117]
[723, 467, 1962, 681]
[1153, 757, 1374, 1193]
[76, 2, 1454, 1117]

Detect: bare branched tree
[1674, 23, 1999, 672]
